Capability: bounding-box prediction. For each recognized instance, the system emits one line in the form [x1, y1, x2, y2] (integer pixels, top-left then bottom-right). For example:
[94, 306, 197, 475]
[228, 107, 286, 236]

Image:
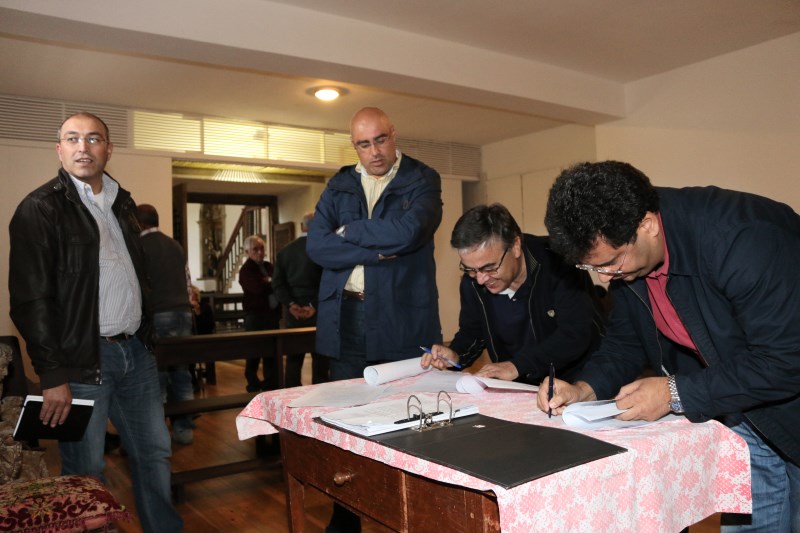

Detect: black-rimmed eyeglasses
[459, 247, 509, 277]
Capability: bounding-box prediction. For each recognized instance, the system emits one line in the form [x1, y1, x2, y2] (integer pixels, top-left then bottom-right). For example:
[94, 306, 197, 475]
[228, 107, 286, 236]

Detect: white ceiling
[0, 0, 798, 147]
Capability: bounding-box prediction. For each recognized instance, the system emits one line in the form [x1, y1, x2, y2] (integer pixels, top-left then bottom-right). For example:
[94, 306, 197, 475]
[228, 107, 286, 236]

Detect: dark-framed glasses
[459, 247, 509, 277]
[575, 243, 630, 277]
[59, 135, 107, 146]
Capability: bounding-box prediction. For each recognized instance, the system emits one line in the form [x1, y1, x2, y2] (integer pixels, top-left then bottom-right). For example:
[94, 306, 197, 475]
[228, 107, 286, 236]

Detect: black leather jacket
[9, 169, 152, 389]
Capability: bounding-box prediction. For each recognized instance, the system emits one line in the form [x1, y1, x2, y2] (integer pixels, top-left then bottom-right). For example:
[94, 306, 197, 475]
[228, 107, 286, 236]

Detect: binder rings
[13, 395, 94, 442]
[318, 392, 478, 436]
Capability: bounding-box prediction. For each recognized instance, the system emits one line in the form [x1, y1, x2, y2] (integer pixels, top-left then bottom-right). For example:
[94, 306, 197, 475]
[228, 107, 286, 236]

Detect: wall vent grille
[0, 94, 480, 176]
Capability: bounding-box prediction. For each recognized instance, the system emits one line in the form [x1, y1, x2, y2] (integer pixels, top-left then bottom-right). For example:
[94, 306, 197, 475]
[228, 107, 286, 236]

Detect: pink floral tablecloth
[236, 377, 751, 532]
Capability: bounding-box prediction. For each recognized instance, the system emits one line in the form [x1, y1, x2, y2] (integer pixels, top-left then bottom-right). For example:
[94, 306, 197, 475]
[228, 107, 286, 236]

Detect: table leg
[285, 470, 306, 532]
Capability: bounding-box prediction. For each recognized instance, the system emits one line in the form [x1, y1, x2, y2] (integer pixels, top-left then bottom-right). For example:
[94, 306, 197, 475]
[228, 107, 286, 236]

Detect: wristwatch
[667, 375, 684, 414]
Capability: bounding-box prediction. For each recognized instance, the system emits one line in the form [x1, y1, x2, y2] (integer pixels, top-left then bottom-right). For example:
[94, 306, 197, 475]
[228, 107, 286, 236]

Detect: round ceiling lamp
[308, 86, 349, 101]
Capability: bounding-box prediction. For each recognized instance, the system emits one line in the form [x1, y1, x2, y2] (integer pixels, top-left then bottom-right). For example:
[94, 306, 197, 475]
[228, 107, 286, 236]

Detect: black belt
[342, 290, 365, 301]
[102, 333, 133, 342]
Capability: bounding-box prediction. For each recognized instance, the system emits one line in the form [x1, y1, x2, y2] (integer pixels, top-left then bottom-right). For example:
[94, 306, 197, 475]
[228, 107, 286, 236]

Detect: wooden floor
[42, 359, 722, 532]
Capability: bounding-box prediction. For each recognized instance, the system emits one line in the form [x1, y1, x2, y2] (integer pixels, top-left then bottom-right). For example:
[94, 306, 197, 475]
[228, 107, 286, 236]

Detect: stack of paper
[319, 396, 479, 436]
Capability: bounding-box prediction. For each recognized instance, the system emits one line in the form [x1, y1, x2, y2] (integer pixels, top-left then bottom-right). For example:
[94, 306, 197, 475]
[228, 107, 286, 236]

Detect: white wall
[482, 33, 800, 230]
[436, 177, 464, 342]
[597, 32, 800, 212]
[482, 124, 596, 232]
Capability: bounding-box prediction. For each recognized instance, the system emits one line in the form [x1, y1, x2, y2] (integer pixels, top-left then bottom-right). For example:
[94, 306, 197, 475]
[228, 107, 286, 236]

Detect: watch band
[667, 375, 684, 414]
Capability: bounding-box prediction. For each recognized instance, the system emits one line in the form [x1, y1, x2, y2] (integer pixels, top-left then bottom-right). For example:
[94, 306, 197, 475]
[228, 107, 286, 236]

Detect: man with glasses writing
[422, 203, 605, 384]
[540, 161, 800, 531]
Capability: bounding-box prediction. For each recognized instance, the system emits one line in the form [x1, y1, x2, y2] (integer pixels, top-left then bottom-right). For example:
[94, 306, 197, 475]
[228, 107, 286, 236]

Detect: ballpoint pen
[419, 346, 462, 369]
[548, 362, 555, 419]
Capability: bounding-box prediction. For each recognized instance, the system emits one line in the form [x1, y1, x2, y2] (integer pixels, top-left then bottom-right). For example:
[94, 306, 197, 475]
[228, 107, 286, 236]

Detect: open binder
[317, 392, 627, 488]
[318, 392, 478, 436]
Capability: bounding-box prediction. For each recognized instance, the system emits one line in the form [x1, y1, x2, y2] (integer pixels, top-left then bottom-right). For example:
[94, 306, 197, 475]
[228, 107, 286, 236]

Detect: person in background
[9, 112, 182, 532]
[422, 203, 605, 384]
[239, 235, 280, 392]
[272, 212, 328, 387]
[189, 284, 216, 387]
[135, 203, 195, 445]
[540, 160, 800, 532]
[306, 107, 443, 533]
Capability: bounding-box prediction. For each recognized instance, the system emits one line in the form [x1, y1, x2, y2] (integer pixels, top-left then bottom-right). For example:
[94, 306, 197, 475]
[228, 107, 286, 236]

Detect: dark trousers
[244, 313, 278, 391]
[284, 314, 329, 387]
[326, 297, 391, 533]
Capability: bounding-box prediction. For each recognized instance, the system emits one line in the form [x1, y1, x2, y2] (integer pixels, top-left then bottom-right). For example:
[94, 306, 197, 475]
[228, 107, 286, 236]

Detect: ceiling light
[307, 86, 349, 101]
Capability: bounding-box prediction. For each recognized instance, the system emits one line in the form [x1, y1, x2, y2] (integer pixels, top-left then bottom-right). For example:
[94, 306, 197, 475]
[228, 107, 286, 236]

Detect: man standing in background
[136, 203, 196, 445]
[307, 107, 442, 533]
[272, 212, 328, 387]
[239, 235, 280, 392]
[9, 112, 182, 532]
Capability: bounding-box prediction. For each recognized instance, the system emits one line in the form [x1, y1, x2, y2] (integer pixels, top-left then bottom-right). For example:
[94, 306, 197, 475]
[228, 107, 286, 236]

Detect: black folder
[368, 414, 627, 489]
[13, 395, 94, 442]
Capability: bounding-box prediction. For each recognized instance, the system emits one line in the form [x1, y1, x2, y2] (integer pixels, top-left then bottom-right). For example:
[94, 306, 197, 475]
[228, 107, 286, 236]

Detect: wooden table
[237, 377, 752, 532]
[154, 327, 315, 499]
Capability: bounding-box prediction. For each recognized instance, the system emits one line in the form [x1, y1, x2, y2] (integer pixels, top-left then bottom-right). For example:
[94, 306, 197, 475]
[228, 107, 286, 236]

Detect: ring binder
[408, 391, 455, 433]
[318, 391, 478, 436]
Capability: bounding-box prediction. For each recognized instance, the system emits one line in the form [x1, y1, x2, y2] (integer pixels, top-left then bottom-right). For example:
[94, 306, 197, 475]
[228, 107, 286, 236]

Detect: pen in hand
[419, 346, 462, 369]
[548, 362, 555, 419]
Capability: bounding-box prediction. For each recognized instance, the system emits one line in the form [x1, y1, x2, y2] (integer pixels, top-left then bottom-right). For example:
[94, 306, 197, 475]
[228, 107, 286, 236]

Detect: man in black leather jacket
[9, 112, 182, 532]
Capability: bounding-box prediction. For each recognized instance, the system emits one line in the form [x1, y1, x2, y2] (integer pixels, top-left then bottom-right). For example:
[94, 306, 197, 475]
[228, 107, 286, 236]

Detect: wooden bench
[153, 327, 316, 501]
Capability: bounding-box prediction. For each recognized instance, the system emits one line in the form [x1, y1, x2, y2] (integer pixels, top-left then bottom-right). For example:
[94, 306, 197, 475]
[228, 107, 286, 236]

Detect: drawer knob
[333, 471, 355, 486]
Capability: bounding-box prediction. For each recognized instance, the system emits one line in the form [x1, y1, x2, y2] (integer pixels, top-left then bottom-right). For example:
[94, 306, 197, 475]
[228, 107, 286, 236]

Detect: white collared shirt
[70, 174, 142, 336]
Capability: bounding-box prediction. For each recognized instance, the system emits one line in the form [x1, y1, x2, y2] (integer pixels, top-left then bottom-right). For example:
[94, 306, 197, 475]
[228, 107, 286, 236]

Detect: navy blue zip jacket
[578, 186, 800, 465]
[307, 154, 443, 360]
[450, 234, 605, 384]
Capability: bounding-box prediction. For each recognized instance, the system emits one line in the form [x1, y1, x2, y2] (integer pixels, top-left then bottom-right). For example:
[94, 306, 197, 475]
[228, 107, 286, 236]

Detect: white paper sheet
[319, 395, 479, 436]
[455, 375, 539, 395]
[363, 356, 430, 385]
[288, 382, 388, 407]
[562, 400, 683, 430]
[380, 367, 539, 396]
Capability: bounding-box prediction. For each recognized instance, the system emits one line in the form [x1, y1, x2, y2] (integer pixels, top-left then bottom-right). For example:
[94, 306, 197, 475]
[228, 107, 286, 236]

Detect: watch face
[670, 401, 684, 413]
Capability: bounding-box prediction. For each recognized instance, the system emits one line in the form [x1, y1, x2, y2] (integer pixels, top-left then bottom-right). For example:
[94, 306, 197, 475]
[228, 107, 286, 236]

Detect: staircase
[214, 206, 265, 293]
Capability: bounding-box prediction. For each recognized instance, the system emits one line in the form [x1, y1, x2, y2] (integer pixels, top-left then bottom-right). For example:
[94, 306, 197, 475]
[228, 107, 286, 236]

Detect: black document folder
[13, 395, 94, 442]
[370, 414, 626, 489]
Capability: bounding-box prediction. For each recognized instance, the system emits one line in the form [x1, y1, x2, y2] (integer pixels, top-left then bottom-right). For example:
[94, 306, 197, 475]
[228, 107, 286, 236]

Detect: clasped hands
[288, 303, 316, 320]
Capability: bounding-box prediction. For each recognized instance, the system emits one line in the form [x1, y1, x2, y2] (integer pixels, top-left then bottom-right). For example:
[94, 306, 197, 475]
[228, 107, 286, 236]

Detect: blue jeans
[153, 311, 194, 432]
[62, 336, 183, 533]
[722, 415, 800, 532]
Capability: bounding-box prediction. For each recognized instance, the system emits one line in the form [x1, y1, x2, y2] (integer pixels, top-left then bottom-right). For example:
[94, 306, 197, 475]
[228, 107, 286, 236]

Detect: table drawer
[281, 431, 406, 531]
